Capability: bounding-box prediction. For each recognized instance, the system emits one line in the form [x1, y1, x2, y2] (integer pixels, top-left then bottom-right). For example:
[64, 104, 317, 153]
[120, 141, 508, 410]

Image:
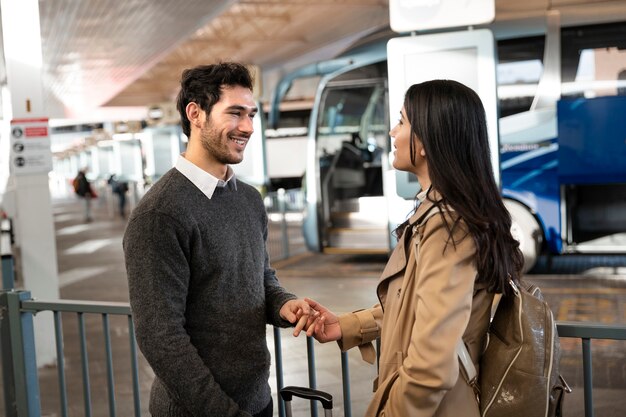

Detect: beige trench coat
[338, 197, 493, 417]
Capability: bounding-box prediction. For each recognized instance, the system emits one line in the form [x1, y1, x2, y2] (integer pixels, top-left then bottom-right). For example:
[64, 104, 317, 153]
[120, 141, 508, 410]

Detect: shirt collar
[416, 185, 429, 203]
[175, 154, 237, 199]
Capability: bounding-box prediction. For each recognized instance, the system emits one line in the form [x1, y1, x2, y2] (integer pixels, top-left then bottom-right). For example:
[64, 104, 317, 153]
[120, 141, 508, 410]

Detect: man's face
[200, 85, 257, 165]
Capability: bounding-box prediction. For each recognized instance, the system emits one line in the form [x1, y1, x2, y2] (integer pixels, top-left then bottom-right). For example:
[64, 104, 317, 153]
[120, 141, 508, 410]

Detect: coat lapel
[377, 198, 436, 296]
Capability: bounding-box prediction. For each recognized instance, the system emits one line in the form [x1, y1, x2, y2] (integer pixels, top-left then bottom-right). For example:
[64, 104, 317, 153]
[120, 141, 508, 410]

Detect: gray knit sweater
[123, 169, 296, 417]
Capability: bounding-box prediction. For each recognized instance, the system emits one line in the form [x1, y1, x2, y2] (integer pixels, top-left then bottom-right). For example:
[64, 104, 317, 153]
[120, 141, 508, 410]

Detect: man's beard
[199, 121, 244, 165]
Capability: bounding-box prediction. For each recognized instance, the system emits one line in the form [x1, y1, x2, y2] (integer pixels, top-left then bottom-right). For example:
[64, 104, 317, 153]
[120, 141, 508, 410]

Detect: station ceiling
[2, 0, 625, 121]
[21, 0, 390, 119]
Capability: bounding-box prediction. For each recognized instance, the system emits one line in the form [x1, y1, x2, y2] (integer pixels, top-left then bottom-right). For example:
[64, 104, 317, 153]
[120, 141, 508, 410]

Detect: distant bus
[269, 13, 626, 271]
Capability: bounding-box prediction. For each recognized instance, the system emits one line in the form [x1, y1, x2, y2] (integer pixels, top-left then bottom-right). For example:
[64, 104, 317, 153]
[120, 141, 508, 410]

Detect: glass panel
[317, 84, 387, 198]
[497, 36, 545, 117]
[563, 47, 626, 98]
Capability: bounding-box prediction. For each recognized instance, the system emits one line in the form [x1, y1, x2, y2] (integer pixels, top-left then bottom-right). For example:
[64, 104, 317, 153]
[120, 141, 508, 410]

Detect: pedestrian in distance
[107, 174, 129, 218]
[123, 62, 313, 417]
[302, 80, 525, 417]
[73, 168, 97, 222]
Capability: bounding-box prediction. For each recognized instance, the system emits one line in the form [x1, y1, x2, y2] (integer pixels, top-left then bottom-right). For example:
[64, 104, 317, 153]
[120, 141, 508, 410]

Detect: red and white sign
[9, 117, 52, 175]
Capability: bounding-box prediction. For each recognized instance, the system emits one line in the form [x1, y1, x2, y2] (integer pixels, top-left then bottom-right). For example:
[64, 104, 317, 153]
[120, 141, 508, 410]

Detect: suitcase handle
[280, 386, 333, 410]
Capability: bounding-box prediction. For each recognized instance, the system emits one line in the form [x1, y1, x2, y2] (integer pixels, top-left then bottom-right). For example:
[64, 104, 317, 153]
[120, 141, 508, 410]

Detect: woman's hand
[303, 298, 342, 343]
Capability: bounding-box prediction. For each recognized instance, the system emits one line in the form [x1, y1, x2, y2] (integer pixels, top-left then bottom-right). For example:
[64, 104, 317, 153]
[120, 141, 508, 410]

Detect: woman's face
[389, 106, 424, 174]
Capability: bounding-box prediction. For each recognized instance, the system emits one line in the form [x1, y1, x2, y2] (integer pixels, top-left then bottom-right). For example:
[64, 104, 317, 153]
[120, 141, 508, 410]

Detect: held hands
[280, 299, 315, 337]
[302, 298, 342, 343]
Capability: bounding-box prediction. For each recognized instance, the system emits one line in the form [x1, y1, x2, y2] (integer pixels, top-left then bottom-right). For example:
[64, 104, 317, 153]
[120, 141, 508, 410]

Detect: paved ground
[2, 192, 626, 416]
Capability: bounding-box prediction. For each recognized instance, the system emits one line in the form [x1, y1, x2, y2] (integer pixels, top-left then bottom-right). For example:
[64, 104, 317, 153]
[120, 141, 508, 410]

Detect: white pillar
[1, 0, 59, 366]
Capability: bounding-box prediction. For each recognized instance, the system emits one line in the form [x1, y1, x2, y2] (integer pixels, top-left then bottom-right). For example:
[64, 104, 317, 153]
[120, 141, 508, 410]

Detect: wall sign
[10, 118, 53, 175]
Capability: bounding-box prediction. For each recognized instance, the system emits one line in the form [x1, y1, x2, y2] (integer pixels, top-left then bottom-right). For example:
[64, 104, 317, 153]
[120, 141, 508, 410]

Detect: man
[123, 62, 312, 417]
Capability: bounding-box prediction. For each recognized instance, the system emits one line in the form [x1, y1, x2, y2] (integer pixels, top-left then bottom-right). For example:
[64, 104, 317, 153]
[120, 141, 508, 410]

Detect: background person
[73, 168, 97, 222]
[107, 174, 129, 218]
[303, 80, 524, 417]
[123, 62, 312, 417]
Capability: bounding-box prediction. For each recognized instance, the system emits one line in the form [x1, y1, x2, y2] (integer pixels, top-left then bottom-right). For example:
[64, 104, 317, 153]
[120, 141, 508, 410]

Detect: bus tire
[504, 199, 543, 274]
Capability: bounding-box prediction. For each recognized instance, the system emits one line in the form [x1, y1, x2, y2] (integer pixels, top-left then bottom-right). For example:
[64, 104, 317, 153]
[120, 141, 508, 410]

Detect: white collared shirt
[175, 154, 237, 199]
[417, 185, 429, 203]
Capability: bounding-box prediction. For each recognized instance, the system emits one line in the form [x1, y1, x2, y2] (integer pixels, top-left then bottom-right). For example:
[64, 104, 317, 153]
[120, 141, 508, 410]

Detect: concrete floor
[3, 193, 626, 416]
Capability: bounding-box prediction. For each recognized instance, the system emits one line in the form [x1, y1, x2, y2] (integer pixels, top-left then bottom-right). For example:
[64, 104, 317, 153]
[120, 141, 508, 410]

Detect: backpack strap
[410, 204, 452, 239]
[457, 281, 512, 402]
[457, 341, 479, 401]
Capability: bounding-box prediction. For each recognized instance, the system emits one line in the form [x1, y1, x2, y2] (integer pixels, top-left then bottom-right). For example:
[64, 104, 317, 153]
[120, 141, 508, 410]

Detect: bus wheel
[504, 199, 543, 274]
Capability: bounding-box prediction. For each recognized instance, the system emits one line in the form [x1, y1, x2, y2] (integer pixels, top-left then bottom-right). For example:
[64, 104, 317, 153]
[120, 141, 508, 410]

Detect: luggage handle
[280, 386, 333, 417]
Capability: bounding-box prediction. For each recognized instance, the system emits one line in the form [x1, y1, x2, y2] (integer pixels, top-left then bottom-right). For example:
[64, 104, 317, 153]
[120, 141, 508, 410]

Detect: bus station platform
[3, 195, 626, 417]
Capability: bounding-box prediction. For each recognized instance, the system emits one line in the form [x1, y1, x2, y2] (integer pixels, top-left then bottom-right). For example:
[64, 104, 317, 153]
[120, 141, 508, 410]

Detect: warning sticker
[10, 118, 52, 175]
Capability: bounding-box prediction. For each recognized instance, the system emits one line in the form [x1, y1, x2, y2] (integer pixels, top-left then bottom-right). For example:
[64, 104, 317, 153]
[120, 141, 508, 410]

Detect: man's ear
[186, 102, 203, 130]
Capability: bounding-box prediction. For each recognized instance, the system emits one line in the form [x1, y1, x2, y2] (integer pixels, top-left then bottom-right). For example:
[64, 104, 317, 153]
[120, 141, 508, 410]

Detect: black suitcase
[280, 386, 333, 417]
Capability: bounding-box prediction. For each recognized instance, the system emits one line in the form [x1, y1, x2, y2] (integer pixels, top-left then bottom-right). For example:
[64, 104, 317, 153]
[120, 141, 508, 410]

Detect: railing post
[0, 290, 41, 417]
[277, 188, 290, 259]
[1, 253, 15, 290]
[273, 327, 286, 417]
[1, 218, 15, 289]
[582, 338, 594, 417]
[340, 351, 352, 417]
[306, 336, 318, 417]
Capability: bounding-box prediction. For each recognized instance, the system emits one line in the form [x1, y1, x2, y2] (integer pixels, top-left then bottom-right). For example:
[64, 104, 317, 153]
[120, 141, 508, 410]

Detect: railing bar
[102, 314, 117, 417]
[54, 312, 69, 417]
[582, 338, 594, 417]
[274, 327, 286, 417]
[340, 351, 352, 417]
[78, 312, 92, 417]
[22, 300, 130, 315]
[306, 336, 318, 417]
[128, 316, 141, 417]
[556, 321, 626, 340]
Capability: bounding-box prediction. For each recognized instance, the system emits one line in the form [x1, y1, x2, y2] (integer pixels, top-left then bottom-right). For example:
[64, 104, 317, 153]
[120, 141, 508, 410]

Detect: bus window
[561, 21, 626, 99]
[497, 36, 545, 117]
[562, 47, 626, 98]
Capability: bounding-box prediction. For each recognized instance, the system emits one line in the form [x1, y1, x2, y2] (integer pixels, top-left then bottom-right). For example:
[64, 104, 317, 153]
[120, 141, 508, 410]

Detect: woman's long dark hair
[396, 80, 524, 295]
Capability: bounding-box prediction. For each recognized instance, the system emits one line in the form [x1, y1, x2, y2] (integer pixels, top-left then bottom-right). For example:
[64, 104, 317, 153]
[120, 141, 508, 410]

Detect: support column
[1, 0, 59, 365]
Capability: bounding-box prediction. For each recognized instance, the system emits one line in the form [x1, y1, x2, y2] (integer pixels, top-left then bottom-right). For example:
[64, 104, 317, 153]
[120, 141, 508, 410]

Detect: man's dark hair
[176, 62, 254, 137]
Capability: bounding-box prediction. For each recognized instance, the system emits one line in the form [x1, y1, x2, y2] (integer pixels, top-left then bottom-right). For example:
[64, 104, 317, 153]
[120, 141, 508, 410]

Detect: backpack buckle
[468, 377, 481, 404]
[560, 374, 573, 394]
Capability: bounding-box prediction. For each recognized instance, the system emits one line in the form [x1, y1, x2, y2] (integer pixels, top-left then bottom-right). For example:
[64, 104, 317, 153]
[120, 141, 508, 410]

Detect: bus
[269, 11, 626, 271]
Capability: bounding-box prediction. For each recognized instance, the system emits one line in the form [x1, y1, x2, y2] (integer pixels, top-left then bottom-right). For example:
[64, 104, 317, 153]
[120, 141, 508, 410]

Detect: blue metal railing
[1, 293, 140, 417]
[1, 288, 625, 417]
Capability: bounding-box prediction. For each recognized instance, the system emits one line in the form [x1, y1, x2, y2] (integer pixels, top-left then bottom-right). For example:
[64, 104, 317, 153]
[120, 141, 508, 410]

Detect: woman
[304, 80, 524, 417]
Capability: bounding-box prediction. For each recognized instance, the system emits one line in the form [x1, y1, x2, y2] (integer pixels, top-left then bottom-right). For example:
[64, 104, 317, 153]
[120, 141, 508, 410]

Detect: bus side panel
[501, 142, 562, 254]
[557, 96, 626, 184]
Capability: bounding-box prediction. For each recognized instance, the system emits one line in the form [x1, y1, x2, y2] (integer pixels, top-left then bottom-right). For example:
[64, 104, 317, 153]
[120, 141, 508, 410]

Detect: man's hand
[304, 298, 342, 343]
[280, 299, 316, 337]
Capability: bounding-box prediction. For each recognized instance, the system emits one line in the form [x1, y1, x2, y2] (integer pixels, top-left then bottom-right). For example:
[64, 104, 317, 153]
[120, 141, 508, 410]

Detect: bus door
[314, 79, 390, 253]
